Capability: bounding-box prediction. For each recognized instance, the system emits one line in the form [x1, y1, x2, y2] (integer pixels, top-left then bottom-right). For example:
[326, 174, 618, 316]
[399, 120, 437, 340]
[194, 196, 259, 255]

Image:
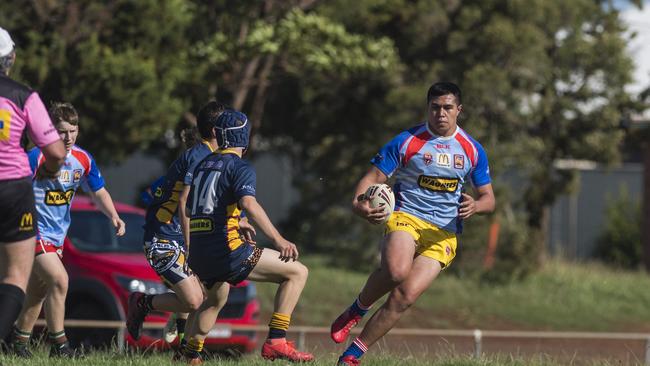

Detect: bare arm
[239, 195, 298, 261]
[458, 183, 496, 219]
[88, 187, 126, 236]
[178, 185, 191, 247]
[352, 166, 390, 225]
[35, 140, 66, 180]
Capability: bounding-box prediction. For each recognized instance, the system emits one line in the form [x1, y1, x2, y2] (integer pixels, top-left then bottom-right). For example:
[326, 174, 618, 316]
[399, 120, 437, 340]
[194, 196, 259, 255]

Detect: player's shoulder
[384, 123, 428, 150]
[405, 122, 428, 136]
[184, 142, 212, 162]
[0, 75, 33, 109]
[70, 145, 96, 168]
[456, 127, 486, 151]
[230, 155, 254, 172]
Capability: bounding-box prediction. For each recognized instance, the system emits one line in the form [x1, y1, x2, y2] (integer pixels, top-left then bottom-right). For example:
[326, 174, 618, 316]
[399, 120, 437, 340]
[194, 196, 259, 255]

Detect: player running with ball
[331, 82, 495, 365]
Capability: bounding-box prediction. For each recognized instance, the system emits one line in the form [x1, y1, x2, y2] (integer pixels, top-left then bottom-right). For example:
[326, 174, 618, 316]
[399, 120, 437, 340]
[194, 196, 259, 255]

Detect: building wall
[547, 164, 643, 259]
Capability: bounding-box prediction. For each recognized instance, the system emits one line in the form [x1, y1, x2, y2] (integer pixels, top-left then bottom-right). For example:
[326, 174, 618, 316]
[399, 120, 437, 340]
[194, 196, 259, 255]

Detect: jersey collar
[426, 123, 458, 141]
[201, 139, 215, 153]
[216, 148, 242, 157]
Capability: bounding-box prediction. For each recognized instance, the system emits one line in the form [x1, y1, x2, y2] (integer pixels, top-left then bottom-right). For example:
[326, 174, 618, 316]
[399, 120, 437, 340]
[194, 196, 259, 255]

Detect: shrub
[594, 190, 642, 269]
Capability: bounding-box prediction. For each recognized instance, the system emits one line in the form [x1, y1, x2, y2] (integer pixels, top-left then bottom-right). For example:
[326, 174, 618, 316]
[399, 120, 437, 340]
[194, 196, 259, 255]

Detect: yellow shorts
[384, 211, 457, 268]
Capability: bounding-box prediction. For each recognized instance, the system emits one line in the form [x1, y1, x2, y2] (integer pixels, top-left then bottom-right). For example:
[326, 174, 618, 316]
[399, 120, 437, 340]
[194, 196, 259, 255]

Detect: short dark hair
[180, 126, 202, 148]
[196, 101, 228, 139]
[49, 102, 79, 126]
[427, 82, 462, 105]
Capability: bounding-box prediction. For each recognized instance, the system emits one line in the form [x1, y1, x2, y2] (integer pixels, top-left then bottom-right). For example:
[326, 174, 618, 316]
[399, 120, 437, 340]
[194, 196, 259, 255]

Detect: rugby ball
[365, 183, 395, 221]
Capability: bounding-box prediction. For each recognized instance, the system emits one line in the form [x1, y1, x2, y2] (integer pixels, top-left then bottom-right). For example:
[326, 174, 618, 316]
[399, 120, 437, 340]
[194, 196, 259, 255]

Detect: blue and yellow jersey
[28, 145, 105, 246]
[187, 149, 256, 273]
[144, 141, 215, 240]
[372, 123, 491, 233]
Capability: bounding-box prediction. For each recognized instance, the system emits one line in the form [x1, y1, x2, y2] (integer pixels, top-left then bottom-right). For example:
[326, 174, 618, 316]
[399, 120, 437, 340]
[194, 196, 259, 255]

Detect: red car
[62, 195, 260, 353]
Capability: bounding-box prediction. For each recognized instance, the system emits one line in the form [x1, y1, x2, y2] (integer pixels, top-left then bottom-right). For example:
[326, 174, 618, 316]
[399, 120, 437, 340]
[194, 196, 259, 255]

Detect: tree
[1, 0, 192, 161]
[311, 0, 640, 274]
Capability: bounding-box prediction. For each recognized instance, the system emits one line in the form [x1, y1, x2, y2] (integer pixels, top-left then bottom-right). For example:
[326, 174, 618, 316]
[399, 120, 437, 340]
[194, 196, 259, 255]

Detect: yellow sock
[268, 312, 290, 339]
[186, 337, 204, 353]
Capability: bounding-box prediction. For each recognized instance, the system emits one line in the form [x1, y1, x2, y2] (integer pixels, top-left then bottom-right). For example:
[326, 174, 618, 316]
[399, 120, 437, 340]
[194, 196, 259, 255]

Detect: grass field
[256, 257, 650, 332]
[3, 258, 648, 365]
[0, 348, 626, 366]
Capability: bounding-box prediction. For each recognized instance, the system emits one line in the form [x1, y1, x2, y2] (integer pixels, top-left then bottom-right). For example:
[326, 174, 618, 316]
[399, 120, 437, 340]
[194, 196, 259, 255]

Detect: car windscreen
[68, 211, 144, 253]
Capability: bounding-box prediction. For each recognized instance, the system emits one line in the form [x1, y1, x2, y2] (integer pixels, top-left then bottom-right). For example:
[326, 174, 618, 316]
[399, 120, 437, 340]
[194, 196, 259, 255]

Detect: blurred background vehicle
[61, 195, 260, 353]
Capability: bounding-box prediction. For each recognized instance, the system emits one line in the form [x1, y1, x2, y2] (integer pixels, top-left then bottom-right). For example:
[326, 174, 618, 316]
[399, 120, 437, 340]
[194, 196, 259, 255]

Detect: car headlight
[115, 276, 169, 295]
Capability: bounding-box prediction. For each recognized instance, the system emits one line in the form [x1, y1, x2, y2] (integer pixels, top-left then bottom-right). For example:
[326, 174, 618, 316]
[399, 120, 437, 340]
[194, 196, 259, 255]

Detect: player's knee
[285, 262, 308, 283]
[51, 273, 69, 293]
[386, 267, 409, 284]
[294, 262, 308, 282]
[185, 296, 203, 312]
[389, 287, 417, 312]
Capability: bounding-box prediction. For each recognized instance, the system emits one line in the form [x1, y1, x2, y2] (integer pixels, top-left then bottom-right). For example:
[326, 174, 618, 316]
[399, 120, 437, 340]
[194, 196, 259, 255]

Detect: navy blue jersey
[187, 149, 256, 277]
[144, 141, 215, 240]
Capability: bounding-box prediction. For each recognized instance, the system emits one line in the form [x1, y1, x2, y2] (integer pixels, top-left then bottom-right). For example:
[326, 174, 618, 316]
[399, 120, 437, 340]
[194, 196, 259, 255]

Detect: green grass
[256, 256, 650, 331]
[0, 348, 626, 366]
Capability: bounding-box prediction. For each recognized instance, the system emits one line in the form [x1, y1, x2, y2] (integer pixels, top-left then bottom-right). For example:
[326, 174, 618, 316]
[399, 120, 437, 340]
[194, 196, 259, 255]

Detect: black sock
[141, 295, 154, 312]
[0, 284, 25, 341]
[176, 317, 186, 334]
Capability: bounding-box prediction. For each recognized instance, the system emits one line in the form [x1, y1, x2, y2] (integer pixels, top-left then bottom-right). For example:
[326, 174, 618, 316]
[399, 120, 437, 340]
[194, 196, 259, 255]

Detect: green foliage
[1, 0, 642, 280]
[595, 190, 642, 269]
[1, 0, 192, 162]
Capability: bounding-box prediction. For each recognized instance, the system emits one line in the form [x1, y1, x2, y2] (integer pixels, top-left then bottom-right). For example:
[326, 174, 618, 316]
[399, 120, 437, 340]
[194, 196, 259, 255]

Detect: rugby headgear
[0, 27, 15, 57]
[215, 109, 250, 149]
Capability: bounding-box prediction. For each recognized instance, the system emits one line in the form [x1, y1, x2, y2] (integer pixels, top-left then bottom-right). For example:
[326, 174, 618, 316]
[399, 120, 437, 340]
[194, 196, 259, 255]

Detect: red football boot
[338, 355, 361, 365]
[330, 309, 362, 343]
[126, 292, 150, 340]
[261, 339, 314, 362]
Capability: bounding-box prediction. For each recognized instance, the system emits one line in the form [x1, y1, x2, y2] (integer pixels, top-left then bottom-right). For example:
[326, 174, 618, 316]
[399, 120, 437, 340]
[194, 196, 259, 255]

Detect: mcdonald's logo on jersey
[19, 213, 33, 231]
[436, 153, 451, 168]
[59, 170, 71, 183]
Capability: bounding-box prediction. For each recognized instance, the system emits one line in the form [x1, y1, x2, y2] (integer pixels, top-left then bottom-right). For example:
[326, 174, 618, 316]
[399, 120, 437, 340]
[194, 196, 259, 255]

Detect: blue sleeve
[470, 141, 491, 187]
[183, 149, 202, 186]
[370, 131, 409, 177]
[232, 162, 256, 200]
[141, 176, 165, 206]
[27, 148, 41, 175]
[184, 160, 197, 186]
[83, 153, 105, 192]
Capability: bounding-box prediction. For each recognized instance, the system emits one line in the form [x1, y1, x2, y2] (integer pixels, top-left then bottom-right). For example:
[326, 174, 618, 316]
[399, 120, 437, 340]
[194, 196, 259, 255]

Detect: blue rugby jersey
[28, 145, 105, 246]
[144, 141, 215, 241]
[372, 123, 491, 233]
[187, 149, 256, 273]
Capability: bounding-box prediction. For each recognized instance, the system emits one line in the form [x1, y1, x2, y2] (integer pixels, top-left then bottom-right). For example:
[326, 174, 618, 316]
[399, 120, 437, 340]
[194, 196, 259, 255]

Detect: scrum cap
[0, 27, 15, 57]
[215, 109, 250, 149]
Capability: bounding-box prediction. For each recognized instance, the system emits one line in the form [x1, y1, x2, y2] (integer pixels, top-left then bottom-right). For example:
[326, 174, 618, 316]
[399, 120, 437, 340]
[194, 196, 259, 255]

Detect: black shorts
[195, 244, 263, 289]
[0, 177, 37, 243]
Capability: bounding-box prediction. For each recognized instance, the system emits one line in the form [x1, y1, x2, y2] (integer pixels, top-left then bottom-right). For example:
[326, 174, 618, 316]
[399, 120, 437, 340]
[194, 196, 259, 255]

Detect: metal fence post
[473, 329, 482, 358]
[645, 338, 650, 365]
[298, 329, 306, 351]
[117, 326, 125, 353]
